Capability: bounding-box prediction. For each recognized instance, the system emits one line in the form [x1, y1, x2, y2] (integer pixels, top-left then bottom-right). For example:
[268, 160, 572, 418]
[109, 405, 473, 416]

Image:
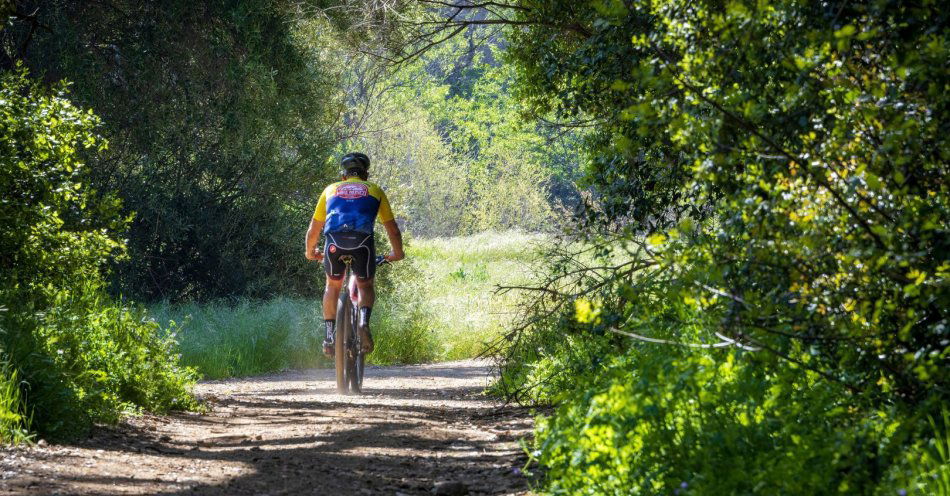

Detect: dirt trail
[1, 360, 534, 495]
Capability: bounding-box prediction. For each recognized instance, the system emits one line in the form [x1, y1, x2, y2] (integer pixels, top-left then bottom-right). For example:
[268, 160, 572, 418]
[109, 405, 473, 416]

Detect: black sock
[324, 319, 335, 342]
[359, 307, 372, 328]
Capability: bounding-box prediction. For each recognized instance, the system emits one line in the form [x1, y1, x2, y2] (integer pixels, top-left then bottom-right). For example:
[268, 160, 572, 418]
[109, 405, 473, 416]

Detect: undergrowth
[0, 360, 31, 444]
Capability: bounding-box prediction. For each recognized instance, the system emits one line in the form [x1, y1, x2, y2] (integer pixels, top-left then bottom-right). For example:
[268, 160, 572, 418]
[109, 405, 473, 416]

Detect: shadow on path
[3, 360, 534, 496]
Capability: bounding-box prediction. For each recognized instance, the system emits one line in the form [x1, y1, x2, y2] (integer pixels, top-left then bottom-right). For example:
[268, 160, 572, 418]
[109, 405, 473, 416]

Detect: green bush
[0, 68, 197, 440]
[503, 233, 947, 494]
[532, 344, 925, 495]
[476, 0, 950, 493]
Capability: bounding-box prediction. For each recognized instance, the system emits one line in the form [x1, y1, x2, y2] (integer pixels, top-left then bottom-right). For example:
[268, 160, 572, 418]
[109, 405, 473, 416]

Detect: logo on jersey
[336, 183, 369, 200]
[329, 245, 337, 253]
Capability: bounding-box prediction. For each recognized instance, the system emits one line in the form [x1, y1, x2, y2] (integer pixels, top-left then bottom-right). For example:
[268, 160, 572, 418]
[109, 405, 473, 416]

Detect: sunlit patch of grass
[384, 230, 545, 362]
[0, 360, 33, 444]
[412, 230, 545, 265]
[149, 298, 329, 379]
[886, 409, 950, 496]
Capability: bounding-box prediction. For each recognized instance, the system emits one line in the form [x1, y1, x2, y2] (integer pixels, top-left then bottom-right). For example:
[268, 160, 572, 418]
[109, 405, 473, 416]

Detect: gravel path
[0, 360, 534, 495]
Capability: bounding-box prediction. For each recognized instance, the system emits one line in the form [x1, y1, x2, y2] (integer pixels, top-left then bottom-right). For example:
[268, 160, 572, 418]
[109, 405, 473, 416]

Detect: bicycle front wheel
[334, 290, 351, 394]
[346, 302, 364, 394]
[348, 348, 364, 394]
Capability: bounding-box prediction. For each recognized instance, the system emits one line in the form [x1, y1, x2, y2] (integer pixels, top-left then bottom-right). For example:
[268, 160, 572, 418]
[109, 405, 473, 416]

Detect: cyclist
[304, 152, 405, 357]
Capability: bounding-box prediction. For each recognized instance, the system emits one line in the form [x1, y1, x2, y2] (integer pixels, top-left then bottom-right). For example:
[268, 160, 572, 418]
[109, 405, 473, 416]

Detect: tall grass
[378, 231, 543, 363]
[886, 410, 950, 496]
[149, 298, 330, 379]
[151, 230, 544, 378]
[0, 360, 33, 444]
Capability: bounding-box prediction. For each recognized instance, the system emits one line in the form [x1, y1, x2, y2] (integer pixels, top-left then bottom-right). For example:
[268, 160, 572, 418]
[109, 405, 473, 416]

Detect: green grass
[885, 409, 950, 496]
[0, 360, 32, 444]
[388, 230, 545, 362]
[150, 230, 545, 379]
[149, 297, 330, 379]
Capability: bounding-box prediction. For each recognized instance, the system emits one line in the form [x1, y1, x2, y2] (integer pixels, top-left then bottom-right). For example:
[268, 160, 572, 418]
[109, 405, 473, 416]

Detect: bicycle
[333, 254, 388, 394]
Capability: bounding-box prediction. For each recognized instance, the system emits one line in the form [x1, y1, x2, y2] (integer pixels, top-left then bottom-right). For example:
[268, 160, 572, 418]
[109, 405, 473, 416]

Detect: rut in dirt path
[1, 360, 535, 495]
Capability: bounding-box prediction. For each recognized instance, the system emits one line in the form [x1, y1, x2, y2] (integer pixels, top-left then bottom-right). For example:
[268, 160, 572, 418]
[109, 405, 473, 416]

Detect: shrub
[0, 68, 197, 439]
[532, 344, 923, 495]
[485, 1, 948, 493]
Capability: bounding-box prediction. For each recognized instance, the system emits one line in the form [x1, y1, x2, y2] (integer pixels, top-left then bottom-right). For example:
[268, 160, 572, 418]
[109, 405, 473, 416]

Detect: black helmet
[340, 152, 370, 176]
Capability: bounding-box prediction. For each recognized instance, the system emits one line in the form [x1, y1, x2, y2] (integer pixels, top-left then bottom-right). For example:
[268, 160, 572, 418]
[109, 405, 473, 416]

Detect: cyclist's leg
[323, 233, 349, 318]
[355, 278, 375, 308]
[323, 277, 343, 320]
[350, 237, 376, 354]
[356, 278, 375, 335]
[353, 256, 375, 354]
[322, 234, 347, 355]
[321, 277, 343, 357]
[346, 232, 375, 300]
[354, 278, 375, 354]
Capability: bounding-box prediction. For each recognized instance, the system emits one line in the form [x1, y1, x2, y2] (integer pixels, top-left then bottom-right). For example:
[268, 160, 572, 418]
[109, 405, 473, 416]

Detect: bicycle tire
[346, 299, 363, 394]
[352, 352, 364, 393]
[334, 288, 350, 394]
[346, 353, 358, 393]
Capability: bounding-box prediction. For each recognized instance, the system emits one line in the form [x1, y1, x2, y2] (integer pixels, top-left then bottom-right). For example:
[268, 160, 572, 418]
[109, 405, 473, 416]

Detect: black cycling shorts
[324, 231, 375, 281]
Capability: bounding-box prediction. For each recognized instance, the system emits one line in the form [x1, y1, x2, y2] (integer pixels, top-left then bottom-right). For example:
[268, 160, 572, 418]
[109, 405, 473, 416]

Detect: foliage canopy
[420, 0, 950, 493]
[4, 0, 341, 300]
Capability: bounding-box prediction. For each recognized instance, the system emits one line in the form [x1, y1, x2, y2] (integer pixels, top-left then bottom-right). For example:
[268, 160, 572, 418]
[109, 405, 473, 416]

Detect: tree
[391, 0, 949, 492]
[3, 0, 342, 300]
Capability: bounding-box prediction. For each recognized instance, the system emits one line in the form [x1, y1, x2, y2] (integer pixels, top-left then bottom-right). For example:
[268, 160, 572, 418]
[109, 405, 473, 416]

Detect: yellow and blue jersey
[312, 177, 394, 234]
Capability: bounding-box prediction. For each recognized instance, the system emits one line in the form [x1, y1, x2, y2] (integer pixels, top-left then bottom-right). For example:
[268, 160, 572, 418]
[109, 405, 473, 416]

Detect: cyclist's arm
[383, 219, 404, 261]
[305, 219, 325, 260]
[374, 187, 404, 262]
[306, 189, 329, 260]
